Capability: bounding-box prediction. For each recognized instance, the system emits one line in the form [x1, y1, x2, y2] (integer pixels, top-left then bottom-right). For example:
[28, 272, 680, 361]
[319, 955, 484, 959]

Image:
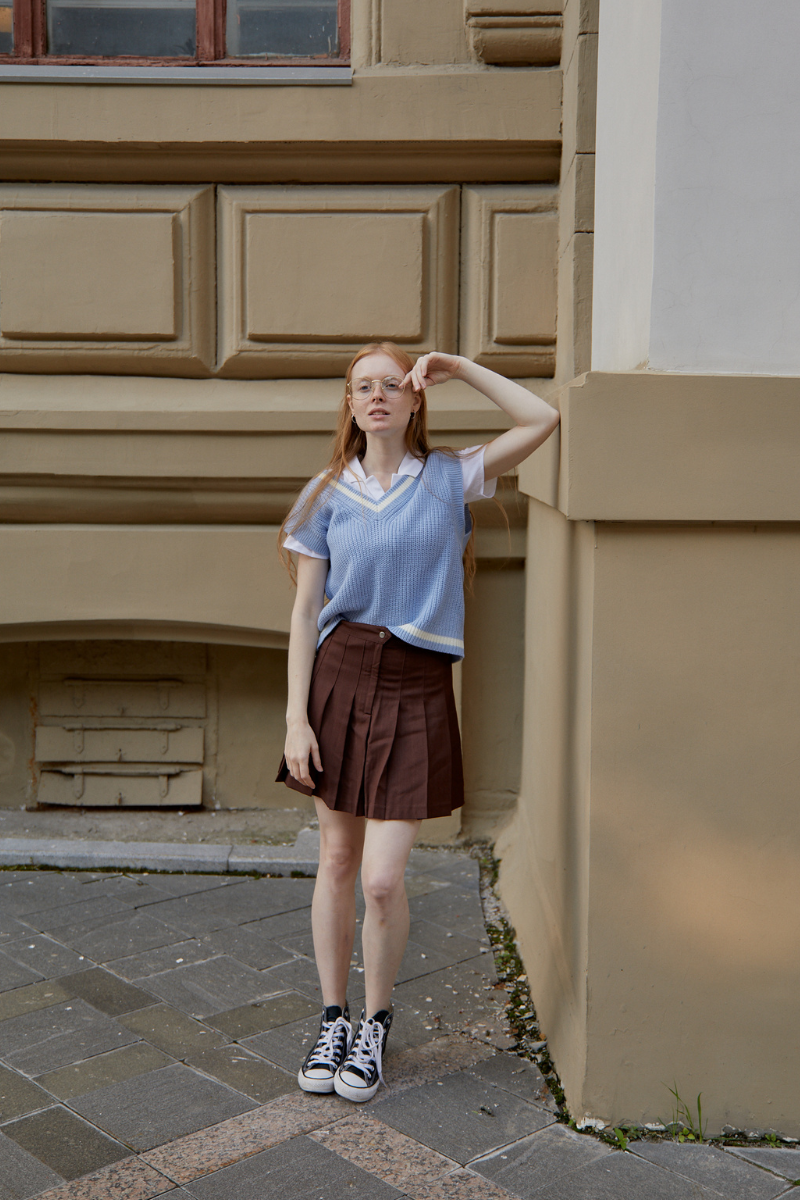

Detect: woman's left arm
[406, 352, 560, 481]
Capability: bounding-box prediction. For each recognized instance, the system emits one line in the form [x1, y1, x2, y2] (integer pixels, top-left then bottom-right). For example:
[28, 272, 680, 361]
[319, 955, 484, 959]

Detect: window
[1, 0, 348, 62]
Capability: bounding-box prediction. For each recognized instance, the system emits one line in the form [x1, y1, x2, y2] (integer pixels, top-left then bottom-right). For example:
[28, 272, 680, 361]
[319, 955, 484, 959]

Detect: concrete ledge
[0, 833, 321, 875]
[518, 371, 800, 521]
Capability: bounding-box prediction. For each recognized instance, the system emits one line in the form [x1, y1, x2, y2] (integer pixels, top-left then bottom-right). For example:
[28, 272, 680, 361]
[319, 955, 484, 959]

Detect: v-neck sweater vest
[287, 451, 470, 662]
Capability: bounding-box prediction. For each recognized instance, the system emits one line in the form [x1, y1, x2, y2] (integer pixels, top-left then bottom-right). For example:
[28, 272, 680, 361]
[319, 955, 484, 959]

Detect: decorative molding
[0, 142, 560, 186]
[217, 185, 459, 377]
[468, 15, 562, 65]
[460, 185, 559, 377]
[0, 185, 214, 376]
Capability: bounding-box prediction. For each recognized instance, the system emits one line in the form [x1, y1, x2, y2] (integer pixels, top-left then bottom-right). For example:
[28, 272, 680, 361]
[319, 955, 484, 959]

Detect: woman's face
[348, 351, 419, 437]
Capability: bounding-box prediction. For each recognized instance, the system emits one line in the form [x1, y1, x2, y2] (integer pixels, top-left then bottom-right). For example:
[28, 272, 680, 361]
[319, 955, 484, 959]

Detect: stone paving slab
[728, 1146, 800, 1181]
[32, 1155, 174, 1200]
[520, 1148, 703, 1200]
[0, 1128, 63, 1198]
[631, 1140, 793, 1199]
[54, 913, 189, 963]
[0, 1062, 55, 1121]
[374, 1070, 556, 1165]
[180, 1134, 404, 1200]
[117, 1003, 229, 1057]
[0, 953, 44, 991]
[1, 936, 91, 981]
[140, 955, 281, 1018]
[35, 1042, 175, 1101]
[0, 980, 73, 1023]
[472, 1124, 613, 1194]
[205, 990, 319, 1038]
[3, 1105, 130, 1180]
[184, 1043, 295, 1104]
[0, 998, 140, 1076]
[70, 1062, 258, 1151]
[105, 938, 211, 980]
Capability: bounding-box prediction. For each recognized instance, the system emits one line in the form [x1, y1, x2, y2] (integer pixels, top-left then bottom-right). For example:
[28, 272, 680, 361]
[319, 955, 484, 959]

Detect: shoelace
[343, 1017, 386, 1085]
[307, 1015, 351, 1068]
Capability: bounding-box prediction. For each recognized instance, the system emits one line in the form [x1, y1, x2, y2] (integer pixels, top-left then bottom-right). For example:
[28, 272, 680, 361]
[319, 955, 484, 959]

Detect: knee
[319, 839, 361, 887]
[362, 870, 404, 912]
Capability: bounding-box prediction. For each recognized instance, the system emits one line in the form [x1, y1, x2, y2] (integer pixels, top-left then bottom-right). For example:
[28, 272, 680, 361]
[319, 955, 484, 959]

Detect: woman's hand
[284, 718, 322, 790]
[403, 351, 463, 394]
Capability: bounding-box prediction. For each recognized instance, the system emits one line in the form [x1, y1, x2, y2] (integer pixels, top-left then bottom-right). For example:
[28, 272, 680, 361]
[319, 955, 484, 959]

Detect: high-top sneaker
[333, 1008, 392, 1102]
[298, 1004, 353, 1093]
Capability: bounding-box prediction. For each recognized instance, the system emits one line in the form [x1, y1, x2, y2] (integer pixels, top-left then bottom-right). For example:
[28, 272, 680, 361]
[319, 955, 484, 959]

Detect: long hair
[278, 342, 478, 584]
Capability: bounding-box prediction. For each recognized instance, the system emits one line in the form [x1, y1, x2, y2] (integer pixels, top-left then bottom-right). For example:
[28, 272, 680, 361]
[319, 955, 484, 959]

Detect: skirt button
[379, 631, 385, 638]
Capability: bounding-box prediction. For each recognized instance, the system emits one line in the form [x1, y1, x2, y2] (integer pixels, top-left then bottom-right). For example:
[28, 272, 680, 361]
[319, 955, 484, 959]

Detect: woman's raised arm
[405, 351, 560, 481]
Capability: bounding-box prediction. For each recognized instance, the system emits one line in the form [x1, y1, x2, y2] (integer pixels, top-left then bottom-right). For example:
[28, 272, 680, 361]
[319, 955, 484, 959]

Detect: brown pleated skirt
[276, 621, 463, 820]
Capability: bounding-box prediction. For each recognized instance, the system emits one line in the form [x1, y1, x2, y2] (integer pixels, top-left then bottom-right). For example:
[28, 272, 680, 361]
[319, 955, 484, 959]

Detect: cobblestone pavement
[0, 851, 798, 1199]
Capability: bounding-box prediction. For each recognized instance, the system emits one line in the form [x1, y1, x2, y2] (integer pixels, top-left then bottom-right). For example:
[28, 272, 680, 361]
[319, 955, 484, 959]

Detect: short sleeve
[283, 475, 333, 559]
[458, 445, 498, 504]
[283, 533, 327, 560]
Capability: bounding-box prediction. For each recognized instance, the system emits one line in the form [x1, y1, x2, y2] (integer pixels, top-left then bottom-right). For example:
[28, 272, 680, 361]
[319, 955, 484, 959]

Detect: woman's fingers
[311, 740, 323, 773]
[289, 756, 313, 788]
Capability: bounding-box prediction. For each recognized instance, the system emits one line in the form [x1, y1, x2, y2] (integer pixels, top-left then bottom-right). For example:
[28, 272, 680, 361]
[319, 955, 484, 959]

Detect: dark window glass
[0, 1, 12, 54]
[227, 0, 338, 58]
[47, 0, 197, 57]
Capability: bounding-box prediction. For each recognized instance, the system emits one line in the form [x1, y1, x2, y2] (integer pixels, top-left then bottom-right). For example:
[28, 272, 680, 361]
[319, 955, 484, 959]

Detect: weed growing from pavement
[475, 848, 569, 1119]
[667, 1085, 707, 1142]
[473, 846, 800, 1152]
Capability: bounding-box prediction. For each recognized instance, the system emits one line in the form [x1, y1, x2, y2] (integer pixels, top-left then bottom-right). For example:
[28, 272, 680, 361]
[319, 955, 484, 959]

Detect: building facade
[2, 0, 797, 1136]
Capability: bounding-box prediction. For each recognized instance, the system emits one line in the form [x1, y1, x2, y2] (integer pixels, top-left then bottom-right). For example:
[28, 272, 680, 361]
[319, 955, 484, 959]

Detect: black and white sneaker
[333, 1008, 392, 1102]
[298, 1004, 353, 1093]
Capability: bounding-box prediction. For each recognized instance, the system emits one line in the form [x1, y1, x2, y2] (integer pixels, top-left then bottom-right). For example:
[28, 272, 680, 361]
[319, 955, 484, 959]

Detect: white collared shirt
[284, 445, 497, 560]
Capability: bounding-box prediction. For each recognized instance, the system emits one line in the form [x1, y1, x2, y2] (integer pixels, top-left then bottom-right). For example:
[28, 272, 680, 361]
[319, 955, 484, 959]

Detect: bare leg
[360, 818, 421, 1014]
[311, 799, 365, 1008]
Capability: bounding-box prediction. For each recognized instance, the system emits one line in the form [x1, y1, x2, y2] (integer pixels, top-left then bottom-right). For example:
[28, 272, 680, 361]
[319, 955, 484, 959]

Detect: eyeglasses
[348, 376, 407, 401]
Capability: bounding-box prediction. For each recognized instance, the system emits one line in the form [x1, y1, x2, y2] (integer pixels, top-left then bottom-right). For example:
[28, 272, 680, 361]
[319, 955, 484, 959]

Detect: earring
[352, 413, 357, 424]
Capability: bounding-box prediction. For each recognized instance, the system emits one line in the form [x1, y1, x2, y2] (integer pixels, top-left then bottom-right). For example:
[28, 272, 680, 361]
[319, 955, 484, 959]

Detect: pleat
[307, 624, 347, 725]
[313, 632, 368, 808]
[366, 639, 409, 819]
[421, 651, 455, 817]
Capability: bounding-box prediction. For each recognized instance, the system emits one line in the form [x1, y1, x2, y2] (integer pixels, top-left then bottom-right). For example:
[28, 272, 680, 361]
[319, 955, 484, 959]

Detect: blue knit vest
[288, 451, 471, 661]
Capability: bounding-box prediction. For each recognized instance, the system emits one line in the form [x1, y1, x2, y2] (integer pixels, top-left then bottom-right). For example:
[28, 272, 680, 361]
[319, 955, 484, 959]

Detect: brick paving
[0, 850, 798, 1199]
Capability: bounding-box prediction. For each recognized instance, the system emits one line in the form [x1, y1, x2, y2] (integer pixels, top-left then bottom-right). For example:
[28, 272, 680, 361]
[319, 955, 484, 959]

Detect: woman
[277, 343, 559, 1102]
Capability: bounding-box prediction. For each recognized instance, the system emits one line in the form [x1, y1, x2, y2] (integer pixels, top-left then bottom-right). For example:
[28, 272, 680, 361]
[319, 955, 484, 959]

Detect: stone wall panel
[0, 186, 215, 376]
[217, 184, 459, 376]
[461, 185, 558, 376]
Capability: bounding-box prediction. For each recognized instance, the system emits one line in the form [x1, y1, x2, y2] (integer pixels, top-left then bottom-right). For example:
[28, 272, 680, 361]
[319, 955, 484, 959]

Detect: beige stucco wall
[501, 368, 800, 1132]
[496, 498, 594, 1106]
[584, 522, 800, 1132]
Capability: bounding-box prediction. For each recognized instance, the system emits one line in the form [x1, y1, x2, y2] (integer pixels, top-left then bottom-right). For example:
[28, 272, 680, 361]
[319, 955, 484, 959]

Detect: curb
[0, 830, 322, 875]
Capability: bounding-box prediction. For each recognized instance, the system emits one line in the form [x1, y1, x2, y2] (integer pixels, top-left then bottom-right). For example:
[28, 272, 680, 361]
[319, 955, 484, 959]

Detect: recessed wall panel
[0, 211, 177, 340]
[461, 185, 559, 377]
[245, 211, 425, 342]
[218, 185, 459, 376]
[0, 185, 214, 376]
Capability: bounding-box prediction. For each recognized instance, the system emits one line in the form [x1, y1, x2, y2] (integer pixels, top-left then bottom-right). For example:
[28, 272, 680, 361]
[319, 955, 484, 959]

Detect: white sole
[333, 1074, 380, 1103]
[297, 1070, 336, 1094]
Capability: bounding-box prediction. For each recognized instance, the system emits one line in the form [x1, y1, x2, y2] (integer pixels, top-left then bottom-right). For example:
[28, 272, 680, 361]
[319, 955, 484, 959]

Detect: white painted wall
[593, 0, 800, 376]
[650, 0, 800, 374]
[591, 0, 662, 372]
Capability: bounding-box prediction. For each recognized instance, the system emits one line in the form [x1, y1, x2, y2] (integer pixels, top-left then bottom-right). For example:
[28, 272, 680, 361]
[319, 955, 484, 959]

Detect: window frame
[3, 0, 350, 65]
